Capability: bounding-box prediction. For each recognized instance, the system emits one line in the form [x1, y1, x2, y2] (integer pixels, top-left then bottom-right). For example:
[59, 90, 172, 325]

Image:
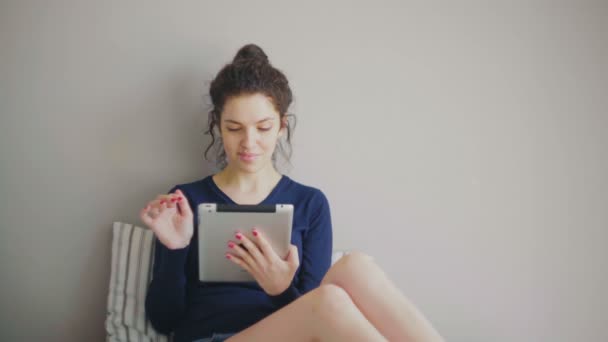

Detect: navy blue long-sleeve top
[145, 174, 333, 342]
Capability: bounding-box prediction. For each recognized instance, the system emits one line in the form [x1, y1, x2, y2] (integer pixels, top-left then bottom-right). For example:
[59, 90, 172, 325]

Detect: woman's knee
[337, 251, 375, 271]
[310, 283, 355, 318]
[343, 251, 374, 265]
[305, 284, 385, 341]
[323, 251, 376, 283]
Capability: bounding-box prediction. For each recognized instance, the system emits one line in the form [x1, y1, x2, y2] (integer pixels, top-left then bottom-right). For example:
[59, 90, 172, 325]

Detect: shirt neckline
[207, 174, 288, 205]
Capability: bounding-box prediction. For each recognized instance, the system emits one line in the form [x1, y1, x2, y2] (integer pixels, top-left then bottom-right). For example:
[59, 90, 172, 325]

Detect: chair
[105, 222, 348, 341]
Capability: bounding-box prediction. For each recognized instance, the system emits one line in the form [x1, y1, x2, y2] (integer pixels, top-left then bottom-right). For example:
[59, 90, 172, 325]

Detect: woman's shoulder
[169, 175, 211, 190]
[282, 175, 329, 205]
[167, 175, 215, 200]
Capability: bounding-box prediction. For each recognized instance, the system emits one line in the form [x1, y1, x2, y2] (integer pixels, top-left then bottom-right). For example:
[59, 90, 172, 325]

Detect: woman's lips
[238, 153, 258, 162]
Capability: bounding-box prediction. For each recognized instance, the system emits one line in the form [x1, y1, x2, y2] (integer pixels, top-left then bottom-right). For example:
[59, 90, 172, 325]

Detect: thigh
[225, 287, 319, 342]
[225, 284, 386, 342]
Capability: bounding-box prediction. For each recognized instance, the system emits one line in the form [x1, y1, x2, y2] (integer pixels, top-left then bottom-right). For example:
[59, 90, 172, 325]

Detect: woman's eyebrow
[224, 118, 274, 124]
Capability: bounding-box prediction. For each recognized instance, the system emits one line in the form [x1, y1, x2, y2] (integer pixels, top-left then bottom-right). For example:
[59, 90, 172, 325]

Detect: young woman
[141, 44, 444, 342]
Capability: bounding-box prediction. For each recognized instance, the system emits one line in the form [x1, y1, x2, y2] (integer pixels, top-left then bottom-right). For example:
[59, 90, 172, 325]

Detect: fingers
[140, 189, 189, 234]
[286, 244, 300, 267]
[140, 200, 161, 221]
[251, 228, 280, 263]
[139, 205, 154, 227]
[165, 195, 178, 209]
[140, 196, 175, 228]
[225, 252, 253, 274]
[228, 232, 266, 271]
[140, 203, 161, 234]
[151, 191, 182, 208]
[227, 239, 257, 272]
[174, 189, 193, 218]
[156, 200, 176, 220]
[143, 197, 168, 213]
[236, 232, 266, 263]
[142, 191, 184, 216]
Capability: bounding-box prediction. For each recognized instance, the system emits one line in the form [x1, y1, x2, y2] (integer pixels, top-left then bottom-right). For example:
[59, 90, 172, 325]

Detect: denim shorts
[192, 332, 236, 342]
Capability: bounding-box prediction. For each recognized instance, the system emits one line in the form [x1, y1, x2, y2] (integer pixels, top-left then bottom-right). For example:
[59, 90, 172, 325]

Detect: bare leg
[322, 251, 444, 342]
[226, 283, 386, 342]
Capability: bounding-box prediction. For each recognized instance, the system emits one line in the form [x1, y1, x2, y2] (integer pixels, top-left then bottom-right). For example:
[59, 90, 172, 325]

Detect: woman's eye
[225, 127, 271, 132]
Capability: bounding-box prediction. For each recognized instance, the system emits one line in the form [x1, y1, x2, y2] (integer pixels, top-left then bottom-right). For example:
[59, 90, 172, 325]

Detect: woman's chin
[237, 160, 272, 174]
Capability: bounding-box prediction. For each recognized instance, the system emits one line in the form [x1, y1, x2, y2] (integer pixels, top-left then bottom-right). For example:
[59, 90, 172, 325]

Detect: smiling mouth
[238, 153, 259, 161]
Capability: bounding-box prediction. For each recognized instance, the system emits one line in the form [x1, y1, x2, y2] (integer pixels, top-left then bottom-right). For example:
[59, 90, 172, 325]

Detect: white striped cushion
[106, 222, 171, 342]
[106, 222, 347, 342]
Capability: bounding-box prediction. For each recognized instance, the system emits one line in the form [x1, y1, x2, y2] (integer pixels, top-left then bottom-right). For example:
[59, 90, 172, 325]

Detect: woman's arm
[144, 186, 191, 334]
[269, 190, 333, 308]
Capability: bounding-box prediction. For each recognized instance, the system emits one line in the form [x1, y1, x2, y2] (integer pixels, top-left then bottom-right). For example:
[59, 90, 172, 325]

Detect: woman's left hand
[226, 228, 299, 296]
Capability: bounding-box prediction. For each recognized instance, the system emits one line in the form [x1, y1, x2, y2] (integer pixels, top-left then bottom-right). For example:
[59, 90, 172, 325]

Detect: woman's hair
[204, 44, 296, 170]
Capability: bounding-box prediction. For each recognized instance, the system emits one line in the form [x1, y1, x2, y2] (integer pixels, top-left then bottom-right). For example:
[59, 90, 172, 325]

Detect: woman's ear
[278, 117, 288, 137]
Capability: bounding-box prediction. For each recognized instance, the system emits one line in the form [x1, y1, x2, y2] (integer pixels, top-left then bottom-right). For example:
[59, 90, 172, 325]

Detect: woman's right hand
[139, 189, 194, 250]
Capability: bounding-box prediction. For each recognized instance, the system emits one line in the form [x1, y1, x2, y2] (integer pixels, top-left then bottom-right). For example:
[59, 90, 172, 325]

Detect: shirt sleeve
[270, 190, 333, 308]
[144, 185, 191, 335]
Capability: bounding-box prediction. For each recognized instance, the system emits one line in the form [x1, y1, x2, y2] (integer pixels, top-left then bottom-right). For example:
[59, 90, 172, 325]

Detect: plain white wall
[1, 1, 606, 341]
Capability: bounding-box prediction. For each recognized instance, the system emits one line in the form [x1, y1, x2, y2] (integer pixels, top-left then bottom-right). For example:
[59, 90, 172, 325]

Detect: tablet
[197, 203, 293, 282]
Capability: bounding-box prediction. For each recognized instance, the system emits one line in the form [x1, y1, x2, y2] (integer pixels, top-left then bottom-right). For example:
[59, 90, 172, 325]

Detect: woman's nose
[241, 129, 258, 148]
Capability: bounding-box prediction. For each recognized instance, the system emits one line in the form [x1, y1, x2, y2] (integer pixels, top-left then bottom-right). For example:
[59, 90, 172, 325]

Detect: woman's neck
[214, 164, 282, 195]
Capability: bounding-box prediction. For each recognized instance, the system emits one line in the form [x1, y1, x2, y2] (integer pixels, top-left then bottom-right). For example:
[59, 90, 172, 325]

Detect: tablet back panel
[197, 203, 293, 282]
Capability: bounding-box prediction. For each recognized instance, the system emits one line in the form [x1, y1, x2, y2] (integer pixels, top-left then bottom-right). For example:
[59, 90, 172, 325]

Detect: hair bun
[232, 44, 269, 64]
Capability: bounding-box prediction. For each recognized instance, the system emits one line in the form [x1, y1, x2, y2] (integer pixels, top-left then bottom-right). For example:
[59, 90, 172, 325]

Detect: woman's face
[220, 93, 285, 173]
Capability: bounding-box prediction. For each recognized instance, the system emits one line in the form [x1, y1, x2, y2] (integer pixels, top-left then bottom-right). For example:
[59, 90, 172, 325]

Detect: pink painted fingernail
[252, 229, 259, 237]
[226, 253, 232, 259]
[160, 200, 166, 205]
[235, 233, 243, 240]
[177, 197, 183, 201]
[171, 198, 177, 202]
[228, 242, 235, 248]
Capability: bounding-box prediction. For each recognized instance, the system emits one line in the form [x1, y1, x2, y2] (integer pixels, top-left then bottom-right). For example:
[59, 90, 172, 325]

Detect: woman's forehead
[223, 93, 279, 123]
